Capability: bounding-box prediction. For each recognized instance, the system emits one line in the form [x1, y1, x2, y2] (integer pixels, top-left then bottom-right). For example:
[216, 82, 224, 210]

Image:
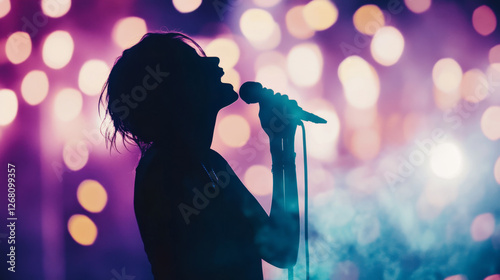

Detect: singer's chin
[218, 82, 238, 108]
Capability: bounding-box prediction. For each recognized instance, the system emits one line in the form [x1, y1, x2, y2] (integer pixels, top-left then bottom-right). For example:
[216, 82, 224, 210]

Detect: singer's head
[100, 32, 238, 153]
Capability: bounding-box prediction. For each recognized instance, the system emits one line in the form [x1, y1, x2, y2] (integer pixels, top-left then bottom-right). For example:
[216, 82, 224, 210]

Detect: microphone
[239, 82, 327, 124]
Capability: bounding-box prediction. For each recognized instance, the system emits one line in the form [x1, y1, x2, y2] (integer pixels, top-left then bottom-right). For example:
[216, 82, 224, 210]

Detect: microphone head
[239, 82, 263, 104]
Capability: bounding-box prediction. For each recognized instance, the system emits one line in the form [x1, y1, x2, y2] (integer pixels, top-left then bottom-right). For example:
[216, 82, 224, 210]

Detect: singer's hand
[258, 89, 298, 140]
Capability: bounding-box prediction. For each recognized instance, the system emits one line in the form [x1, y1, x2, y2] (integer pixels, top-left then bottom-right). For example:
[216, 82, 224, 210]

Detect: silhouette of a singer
[100, 32, 299, 279]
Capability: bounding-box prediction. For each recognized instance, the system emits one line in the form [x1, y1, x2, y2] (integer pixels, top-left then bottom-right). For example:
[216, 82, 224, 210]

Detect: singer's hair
[99, 32, 206, 154]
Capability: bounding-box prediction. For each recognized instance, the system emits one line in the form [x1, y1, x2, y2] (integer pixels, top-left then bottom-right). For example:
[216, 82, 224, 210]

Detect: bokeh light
[112, 17, 147, 49]
[217, 114, 251, 147]
[306, 100, 341, 161]
[370, 26, 405, 66]
[6, 31, 32, 64]
[67, 214, 98, 246]
[287, 43, 323, 87]
[338, 55, 380, 109]
[494, 157, 500, 184]
[78, 60, 110, 96]
[489, 44, 500, 64]
[0, 89, 18, 126]
[303, 0, 338, 31]
[485, 275, 500, 280]
[42, 30, 74, 69]
[285, 5, 315, 39]
[205, 38, 240, 69]
[221, 68, 241, 89]
[42, 0, 71, 18]
[349, 127, 381, 161]
[53, 88, 83, 122]
[256, 65, 288, 94]
[240, 9, 275, 43]
[472, 5, 496, 36]
[172, 0, 202, 13]
[77, 179, 108, 213]
[480, 106, 500, 140]
[63, 140, 89, 171]
[444, 275, 467, 280]
[404, 0, 431, 14]
[244, 165, 272, 196]
[460, 69, 488, 103]
[253, 0, 280, 8]
[353, 4, 385, 35]
[432, 58, 463, 93]
[0, 0, 10, 18]
[429, 142, 463, 179]
[21, 70, 49, 105]
[470, 213, 495, 241]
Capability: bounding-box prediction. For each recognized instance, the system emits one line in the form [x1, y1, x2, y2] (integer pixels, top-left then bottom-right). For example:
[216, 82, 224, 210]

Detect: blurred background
[1, 0, 500, 279]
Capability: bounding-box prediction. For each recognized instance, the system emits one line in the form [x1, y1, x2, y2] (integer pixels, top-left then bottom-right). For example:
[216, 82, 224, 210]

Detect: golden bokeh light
[460, 69, 488, 103]
[306, 100, 341, 161]
[253, 0, 281, 8]
[244, 165, 273, 196]
[470, 213, 495, 241]
[6, 32, 32, 64]
[63, 140, 89, 171]
[433, 86, 460, 110]
[112, 17, 147, 49]
[205, 38, 240, 69]
[432, 58, 463, 93]
[217, 114, 251, 147]
[54, 88, 83, 122]
[21, 70, 49, 106]
[481, 106, 500, 140]
[287, 43, 323, 87]
[256, 65, 288, 94]
[370, 26, 405, 66]
[345, 106, 377, 129]
[303, 0, 338, 31]
[42, 30, 74, 69]
[338, 55, 380, 109]
[349, 127, 381, 161]
[286, 5, 315, 39]
[0, 89, 18, 126]
[78, 60, 110, 96]
[472, 5, 496, 36]
[221, 68, 241, 90]
[172, 0, 202, 13]
[353, 4, 385, 35]
[404, 0, 431, 14]
[252, 22, 281, 50]
[0, 0, 11, 18]
[67, 214, 98, 246]
[240, 9, 275, 43]
[77, 179, 108, 213]
[42, 0, 71, 18]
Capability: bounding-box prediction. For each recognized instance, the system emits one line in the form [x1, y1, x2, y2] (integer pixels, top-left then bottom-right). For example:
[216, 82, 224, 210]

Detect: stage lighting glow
[487, 63, 500, 90]
[286, 5, 315, 39]
[429, 142, 462, 179]
[0, 89, 18, 126]
[253, 0, 280, 8]
[303, 0, 338, 31]
[240, 9, 275, 43]
[424, 182, 458, 208]
[172, 0, 201, 13]
[287, 43, 323, 87]
[432, 58, 463, 93]
[112, 17, 147, 49]
[460, 69, 488, 103]
[0, 0, 10, 18]
[494, 157, 500, 184]
[489, 44, 500, 64]
[221, 67, 240, 89]
[350, 127, 381, 161]
[42, 30, 74, 69]
[433, 86, 460, 110]
[21, 70, 49, 105]
[67, 214, 98, 246]
[338, 55, 380, 109]
[216, 114, 250, 148]
[54, 88, 83, 122]
[472, 5, 496, 36]
[77, 179, 108, 213]
[370, 26, 404, 66]
[6, 31, 31, 64]
[78, 60, 110, 96]
[485, 275, 500, 280]
[63, 140, 89, 171]
[353, 4, 385, 35]
[252, 22, 281, 50]
[306, 101, 341, 161]
[480, 106, 500, 140]
[404, 0, 431, 14]
[42, 0, 71, 18]
[470, 213, 495, 241]
[244, 165, 272, 196]
[256, 65, 288, 94]
[205, 38, 240, 69]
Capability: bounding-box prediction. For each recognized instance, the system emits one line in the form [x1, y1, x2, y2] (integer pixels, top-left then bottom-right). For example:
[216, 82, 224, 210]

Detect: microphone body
[239, 82, 327, 124]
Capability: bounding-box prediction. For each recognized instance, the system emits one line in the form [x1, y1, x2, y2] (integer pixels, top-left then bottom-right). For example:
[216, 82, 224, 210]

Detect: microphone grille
[239, 82, 262, 104]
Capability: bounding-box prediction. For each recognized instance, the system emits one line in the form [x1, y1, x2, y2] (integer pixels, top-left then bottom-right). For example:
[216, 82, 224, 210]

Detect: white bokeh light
[429, 143, 463, 179]
[42, 30, 74, 69]
[370, 26, 405, 66]
[287, 43, 323, 87]
[338, 56, 380, 109]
